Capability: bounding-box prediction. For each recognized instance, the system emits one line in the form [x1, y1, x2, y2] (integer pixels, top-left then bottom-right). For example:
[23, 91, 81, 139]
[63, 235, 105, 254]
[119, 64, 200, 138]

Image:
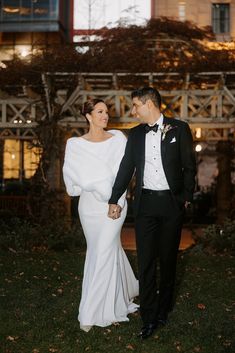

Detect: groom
[108, 87, 196, 339]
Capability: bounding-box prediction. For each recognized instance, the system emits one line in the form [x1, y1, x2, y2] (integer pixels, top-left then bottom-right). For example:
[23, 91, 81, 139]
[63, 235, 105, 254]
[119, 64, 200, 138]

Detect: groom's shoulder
[129, 123, 144, 135]
[165, 117, 189, 129]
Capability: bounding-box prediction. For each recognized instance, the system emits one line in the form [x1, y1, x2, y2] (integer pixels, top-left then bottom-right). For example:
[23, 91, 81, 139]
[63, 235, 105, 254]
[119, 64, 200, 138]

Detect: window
[1, 0, 58, 22]
[2, 0, 22, 21]
[3, 139, 41, 180]
[212, 3, 230, 34]
[3, 140, 20, 179]
[178, 2, 186, 22]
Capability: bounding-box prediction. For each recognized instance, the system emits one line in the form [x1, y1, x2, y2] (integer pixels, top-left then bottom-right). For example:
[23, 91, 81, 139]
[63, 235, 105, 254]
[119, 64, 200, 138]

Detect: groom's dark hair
[131, 87, 161, 109]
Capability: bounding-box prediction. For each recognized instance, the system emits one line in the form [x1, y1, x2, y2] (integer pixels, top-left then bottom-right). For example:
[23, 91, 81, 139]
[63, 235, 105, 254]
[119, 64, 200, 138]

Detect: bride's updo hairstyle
[81, 98, 105, 123]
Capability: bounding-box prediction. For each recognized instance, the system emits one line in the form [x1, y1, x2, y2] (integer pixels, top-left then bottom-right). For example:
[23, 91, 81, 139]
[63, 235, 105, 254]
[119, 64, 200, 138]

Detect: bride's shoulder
[66, 136, 83, 144]
[65, 137, 84, 150]
[108, 129, 127, 142]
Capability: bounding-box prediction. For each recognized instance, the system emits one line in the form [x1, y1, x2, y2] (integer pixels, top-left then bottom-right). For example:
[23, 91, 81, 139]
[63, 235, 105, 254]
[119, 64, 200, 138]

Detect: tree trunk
[216, 141, 232, 223]
[0, 140, 4, 188]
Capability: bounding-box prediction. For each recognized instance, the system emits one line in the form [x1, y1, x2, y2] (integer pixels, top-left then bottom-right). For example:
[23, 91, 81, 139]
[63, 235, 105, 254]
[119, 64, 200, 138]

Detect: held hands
[184, 201, 191, 209]
[108, 204, 122, 220]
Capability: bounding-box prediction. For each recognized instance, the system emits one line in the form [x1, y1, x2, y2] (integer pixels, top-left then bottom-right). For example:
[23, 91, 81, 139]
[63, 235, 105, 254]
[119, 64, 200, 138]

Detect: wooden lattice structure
[1, 71, 235, 141]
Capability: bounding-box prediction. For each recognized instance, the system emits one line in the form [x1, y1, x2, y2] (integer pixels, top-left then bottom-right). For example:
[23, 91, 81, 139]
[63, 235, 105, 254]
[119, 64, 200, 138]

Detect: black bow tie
[144, 124, 158, 133]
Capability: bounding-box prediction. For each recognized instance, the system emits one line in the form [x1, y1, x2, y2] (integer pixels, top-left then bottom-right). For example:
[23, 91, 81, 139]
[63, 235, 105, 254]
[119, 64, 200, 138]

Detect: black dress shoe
[158, 318, 168, 325]
[137, 323, 158, 339]
[157, 315, 168, 326]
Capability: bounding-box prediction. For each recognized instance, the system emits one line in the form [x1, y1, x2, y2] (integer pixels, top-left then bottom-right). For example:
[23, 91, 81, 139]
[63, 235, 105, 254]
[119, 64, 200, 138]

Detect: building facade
[0, 0, 74, 61]
[0, 0, 73, 199]
[151, 0, 235, 41]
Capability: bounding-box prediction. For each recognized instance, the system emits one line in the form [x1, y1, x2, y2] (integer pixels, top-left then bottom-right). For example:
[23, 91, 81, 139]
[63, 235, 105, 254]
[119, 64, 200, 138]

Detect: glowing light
[195, 128, 202, 139]
[195, 144, 202, 152]
[0, 62, 7, 69]
[20, 49, 30, 58]
[26, 119, 32, 124]
[11, 154, 16, 160]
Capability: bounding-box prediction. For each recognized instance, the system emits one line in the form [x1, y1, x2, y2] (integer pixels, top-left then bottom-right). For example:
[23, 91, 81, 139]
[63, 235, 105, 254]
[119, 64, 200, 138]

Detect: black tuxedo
[109, 117, 196, 216]
[109, 116, 196, 325]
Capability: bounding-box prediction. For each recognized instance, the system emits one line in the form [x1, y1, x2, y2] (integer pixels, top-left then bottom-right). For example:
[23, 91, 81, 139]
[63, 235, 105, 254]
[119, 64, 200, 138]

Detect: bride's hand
[108, 204, 122, 219]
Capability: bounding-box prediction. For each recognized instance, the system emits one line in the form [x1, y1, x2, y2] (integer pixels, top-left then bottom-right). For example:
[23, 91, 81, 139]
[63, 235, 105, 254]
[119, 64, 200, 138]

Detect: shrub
[193, 219, 235, 254]
[0, 217, 85, 252]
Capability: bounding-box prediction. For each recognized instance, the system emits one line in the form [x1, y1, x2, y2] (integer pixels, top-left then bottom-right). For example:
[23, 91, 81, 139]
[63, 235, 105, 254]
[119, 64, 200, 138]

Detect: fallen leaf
[126, 344, 135, 350]
[6, 336, 19, 341]
[223, 340, 231, 347]
[197, 303, 206, 310]
[8, 248, 17, 253]
[174, 341, 181, 346]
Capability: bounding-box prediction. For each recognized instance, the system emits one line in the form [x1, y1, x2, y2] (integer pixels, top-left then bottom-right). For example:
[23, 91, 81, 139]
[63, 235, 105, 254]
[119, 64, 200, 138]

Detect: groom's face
[131, 97, 150, 123]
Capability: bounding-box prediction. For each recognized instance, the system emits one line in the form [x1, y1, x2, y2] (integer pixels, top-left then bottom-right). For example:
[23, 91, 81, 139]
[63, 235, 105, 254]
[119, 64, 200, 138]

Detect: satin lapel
[139, 125, 146, 166]
[160, 116, 169, 160]
[135, 125, 146, 184]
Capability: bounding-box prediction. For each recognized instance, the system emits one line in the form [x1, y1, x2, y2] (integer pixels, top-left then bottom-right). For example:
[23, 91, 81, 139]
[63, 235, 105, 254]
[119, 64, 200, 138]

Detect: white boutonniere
[159, 124, 177, 141]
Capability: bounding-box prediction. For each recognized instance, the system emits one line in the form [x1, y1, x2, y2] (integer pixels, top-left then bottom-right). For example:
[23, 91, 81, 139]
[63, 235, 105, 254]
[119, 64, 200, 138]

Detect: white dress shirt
[143, 114, 170, 190]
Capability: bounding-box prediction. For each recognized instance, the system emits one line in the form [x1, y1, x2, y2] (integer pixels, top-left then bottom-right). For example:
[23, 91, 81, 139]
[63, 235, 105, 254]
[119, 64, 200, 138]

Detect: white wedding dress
[63, 130, 139, 331]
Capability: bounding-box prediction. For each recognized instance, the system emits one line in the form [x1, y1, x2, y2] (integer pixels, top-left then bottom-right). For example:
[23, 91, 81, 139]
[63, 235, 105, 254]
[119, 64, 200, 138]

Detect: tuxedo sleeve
[180, 123, 196, 202]
[109, 131, 135, 204]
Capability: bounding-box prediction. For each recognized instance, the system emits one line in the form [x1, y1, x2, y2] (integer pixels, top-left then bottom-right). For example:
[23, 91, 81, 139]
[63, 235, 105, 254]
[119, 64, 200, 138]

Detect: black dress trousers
[135, 189, 184, 325]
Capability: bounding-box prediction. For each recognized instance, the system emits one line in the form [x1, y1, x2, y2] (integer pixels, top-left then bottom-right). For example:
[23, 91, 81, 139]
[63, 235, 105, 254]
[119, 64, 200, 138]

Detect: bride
[63, 98, 139, 332]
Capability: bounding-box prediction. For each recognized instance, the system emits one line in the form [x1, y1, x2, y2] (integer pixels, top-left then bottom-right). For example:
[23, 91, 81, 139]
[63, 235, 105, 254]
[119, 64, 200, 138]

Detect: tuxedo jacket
[109, 116, 196, 217]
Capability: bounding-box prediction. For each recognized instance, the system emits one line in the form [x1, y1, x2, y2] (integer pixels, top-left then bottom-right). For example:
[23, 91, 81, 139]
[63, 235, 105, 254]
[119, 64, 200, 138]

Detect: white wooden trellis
[0, 72, 235, 141]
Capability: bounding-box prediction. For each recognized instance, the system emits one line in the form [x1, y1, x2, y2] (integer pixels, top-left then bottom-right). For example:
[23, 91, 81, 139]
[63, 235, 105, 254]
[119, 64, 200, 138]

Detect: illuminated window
[212, 3, 230, 34]
[178, 2, 186, 22]
[1, 0, 58, 21]
[3, 139, 41, 180]
[3, 140, 20, 179]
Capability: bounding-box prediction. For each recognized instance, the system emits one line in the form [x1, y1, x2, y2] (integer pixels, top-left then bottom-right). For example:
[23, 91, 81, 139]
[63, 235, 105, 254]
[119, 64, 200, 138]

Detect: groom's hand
[108, 204, 122, 219]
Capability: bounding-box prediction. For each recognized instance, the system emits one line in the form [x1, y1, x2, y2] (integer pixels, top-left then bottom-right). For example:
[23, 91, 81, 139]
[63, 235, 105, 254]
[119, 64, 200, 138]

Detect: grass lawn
[0, 248, 234, 353]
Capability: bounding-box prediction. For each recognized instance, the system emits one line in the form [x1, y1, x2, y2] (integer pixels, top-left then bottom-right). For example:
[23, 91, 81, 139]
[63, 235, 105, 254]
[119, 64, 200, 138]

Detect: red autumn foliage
[0, 17, 234, 91]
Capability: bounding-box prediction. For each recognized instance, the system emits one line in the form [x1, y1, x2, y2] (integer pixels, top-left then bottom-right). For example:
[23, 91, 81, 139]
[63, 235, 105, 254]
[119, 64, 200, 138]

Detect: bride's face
[88, 102, 109, 128]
